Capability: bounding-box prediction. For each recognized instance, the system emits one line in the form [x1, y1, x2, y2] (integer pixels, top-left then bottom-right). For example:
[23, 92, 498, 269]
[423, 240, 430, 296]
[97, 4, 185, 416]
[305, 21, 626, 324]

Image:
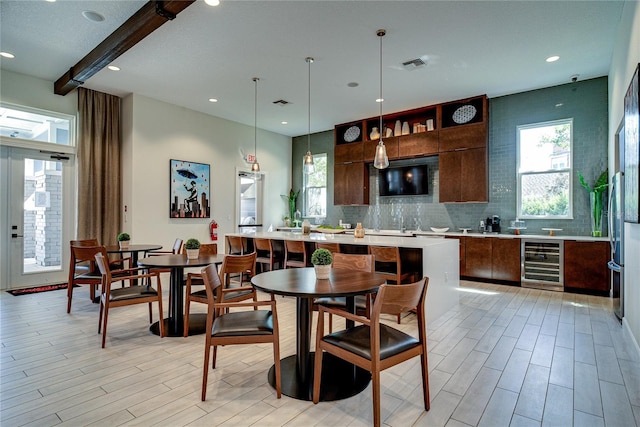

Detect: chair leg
[328, 313, 333, 334]
[101, 304, 109, 348]
[148, 302, 153, 323]
[420, 352, 430, 411]
[312, 345, 324, 404]
[212, 345, 218, 369]
[184, 298, 191, 337]
[202, 345, 210, 401]
[67, 282, 73, 313]
[372, 371, 381, 427]
[98, 300, 104, 333]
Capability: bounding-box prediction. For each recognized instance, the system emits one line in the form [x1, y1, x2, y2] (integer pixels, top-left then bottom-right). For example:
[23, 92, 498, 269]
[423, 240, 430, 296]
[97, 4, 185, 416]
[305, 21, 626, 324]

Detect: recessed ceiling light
[107, 65, 120, 71]
[208, 98, 218, 103]
[546, 55, 560, 63]
[0, 52, 15, 59]
[45, 0, 56, 2]
[376, 98, 384, 103]
[82, 10, 105, 22]
[281, 121, 288, 125]
[204, 0, 220, 6]
[555, 103, 563, 108]
[347, 82, 359, 88]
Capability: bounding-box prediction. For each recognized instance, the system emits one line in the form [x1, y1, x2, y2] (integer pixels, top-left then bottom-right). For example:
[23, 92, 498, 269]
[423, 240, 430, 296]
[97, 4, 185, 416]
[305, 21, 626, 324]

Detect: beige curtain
[77, 88, 122, 245]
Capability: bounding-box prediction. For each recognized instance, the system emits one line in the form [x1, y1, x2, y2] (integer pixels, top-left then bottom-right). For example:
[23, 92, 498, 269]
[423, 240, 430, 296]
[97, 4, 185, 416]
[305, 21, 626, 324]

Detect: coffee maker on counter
[480, 215, 501, 233]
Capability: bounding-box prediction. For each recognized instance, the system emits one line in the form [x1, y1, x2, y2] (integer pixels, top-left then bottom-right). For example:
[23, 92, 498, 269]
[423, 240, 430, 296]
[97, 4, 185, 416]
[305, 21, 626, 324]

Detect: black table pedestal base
[267, 353, 370, 401]
[150, 313, 207, 337]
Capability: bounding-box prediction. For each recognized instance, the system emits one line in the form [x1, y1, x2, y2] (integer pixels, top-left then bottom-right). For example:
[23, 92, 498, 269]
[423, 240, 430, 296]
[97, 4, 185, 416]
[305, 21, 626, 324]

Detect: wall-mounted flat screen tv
[379, 164, 429, 196]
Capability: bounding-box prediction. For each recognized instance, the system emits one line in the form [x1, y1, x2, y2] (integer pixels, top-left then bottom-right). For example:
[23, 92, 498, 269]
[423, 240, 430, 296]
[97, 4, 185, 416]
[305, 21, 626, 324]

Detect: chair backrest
[172, 238, 184, 254]
[94, 249, 112, 280]
[198, 243, 218, 255]
[226, 236, 246, 254]
[285, 240, 305, 254]
[254, 238, 273, 252]
[332, 253, 374, 273]
[71, 239, 100, 247]
[201, 263, 224, 304]
[219, 252, 256, 283]
[70, 244, 104, 266]
[368, 246, 400, 264]
[315, 242, 340, 254]
[371, 277, 428, 320]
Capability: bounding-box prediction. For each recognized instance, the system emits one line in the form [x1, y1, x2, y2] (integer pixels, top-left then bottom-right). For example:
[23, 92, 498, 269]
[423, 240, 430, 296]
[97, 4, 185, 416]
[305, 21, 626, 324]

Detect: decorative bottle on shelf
[394, 120, 402, 137]
[402, 121, 410, 135]
[354, 222, 365, 238]
[370, 127, 380, 140]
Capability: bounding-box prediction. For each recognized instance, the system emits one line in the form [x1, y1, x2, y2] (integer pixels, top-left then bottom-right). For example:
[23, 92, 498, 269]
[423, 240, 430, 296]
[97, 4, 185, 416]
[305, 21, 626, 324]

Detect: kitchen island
[226, 231, 459, 324]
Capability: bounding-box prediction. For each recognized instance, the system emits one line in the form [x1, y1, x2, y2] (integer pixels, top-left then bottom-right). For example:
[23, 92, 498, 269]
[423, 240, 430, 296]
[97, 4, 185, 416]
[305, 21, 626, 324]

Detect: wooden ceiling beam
[54, 0, 195, 96]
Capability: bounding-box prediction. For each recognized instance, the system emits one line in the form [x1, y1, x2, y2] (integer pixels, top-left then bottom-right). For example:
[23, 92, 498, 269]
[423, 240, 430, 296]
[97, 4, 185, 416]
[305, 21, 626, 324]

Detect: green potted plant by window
[117, 232, 130, 249]
[185, 238, 201, 260]
[311, 248, 333, 279]
[578, 170, 609, 237]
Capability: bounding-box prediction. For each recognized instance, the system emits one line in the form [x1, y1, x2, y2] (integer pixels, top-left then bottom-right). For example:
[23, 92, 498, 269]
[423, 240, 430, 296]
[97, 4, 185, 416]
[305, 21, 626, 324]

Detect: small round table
[137, 254, 226, 337]
[251, 267, 385, 401]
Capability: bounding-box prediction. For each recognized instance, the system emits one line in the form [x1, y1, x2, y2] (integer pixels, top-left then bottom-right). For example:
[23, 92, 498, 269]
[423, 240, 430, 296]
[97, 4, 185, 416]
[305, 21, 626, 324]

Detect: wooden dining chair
[184, 252, 258, 335]
[67, 241, 132, 313]
[315, 242, 341, 254]
[312, 253, 374, 333]
[313, 278, 430, 427]
[284, 240, 307, 268]
[368, 245, 413, 323]
[200, 263, 281, 401]
[95, 249, 165, 348]
[254, 238, 282, 273]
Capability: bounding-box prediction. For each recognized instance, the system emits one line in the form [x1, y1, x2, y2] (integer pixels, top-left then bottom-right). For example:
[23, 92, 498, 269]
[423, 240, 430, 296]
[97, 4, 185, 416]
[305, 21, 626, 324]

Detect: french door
[0, 146, 75, 289]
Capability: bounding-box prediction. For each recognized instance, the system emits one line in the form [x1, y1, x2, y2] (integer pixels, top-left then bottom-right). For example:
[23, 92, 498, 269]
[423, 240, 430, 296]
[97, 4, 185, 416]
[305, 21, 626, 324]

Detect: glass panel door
[236, 171, 263, 233]
[0, 147, 74, 289]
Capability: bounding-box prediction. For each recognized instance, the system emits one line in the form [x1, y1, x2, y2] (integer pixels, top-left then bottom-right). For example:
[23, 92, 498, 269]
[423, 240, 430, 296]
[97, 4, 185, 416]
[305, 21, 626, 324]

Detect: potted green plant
[311, 248, 333, 279]
[578, 170, 609, 237]
[281, 188, 299, 227]
[185, 238, 201, 259]
[117, 232, 130, 249]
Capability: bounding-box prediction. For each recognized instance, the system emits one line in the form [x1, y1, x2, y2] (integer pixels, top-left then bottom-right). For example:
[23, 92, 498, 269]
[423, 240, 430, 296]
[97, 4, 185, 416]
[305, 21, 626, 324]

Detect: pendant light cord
[253, 77, 258, 157]
[307, 57, 313, 152]
[378, 29, 385, 141]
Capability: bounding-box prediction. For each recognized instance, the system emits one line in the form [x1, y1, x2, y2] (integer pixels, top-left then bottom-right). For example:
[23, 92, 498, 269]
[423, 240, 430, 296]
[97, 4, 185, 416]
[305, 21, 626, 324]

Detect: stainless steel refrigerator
[608, 171, 624, 321]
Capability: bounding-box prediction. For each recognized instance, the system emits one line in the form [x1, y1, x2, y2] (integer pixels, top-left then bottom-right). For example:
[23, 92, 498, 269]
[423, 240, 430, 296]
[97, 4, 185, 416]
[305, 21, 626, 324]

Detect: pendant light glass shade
[303, 57, 315, 175]
[373, 29, 389, 170]
[251, 77, 260, 173]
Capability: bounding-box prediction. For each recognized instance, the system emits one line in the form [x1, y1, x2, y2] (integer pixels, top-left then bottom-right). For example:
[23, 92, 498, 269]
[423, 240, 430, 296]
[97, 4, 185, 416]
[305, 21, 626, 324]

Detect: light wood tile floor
[1, 280, 639, 426]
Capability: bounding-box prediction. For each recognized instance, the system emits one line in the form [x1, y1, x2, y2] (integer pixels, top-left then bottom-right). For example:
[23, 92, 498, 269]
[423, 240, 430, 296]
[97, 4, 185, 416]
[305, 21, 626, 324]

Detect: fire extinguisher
[209, 220, 218, 241]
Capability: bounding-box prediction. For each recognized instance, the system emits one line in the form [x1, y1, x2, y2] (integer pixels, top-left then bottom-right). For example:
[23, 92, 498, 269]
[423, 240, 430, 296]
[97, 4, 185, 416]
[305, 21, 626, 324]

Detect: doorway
[0, 146, 75, 289]
[236, 170, 263, 233]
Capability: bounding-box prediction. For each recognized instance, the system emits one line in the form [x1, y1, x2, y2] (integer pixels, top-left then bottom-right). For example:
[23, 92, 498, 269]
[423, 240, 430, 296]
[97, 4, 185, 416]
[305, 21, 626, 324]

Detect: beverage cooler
[521, 240, 564, 291]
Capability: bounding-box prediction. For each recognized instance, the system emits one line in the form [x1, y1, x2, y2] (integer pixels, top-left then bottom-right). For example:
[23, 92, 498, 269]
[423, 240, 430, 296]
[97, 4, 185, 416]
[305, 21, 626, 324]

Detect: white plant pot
[186, 249, 200, 260]
[314, 264, 332, 280]
[119, 241, 130, 249]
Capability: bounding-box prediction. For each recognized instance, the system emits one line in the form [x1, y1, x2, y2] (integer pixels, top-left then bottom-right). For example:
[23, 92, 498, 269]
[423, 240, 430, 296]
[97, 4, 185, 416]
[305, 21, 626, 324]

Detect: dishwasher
[521, 239, 563, 291]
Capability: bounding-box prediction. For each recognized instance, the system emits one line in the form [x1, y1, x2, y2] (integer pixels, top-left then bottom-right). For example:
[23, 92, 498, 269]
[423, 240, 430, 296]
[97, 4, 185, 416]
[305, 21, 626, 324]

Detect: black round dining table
[251, 267, 385, 402]
[137, 253, 226, 337]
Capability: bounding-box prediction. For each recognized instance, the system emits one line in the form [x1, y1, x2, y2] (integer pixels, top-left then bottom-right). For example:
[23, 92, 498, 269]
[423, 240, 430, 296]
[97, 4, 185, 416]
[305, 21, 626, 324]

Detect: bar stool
[226, 235, 246, 255]
[284, 240, 307, 268]
[315, 242, 340, 255]
[254, 238, 282, 272]
[368, 245, 412, 323]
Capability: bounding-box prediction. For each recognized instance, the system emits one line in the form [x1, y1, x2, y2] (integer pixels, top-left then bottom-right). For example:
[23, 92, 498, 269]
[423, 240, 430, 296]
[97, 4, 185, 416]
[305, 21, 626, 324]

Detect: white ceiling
[0, 1, 624, 138]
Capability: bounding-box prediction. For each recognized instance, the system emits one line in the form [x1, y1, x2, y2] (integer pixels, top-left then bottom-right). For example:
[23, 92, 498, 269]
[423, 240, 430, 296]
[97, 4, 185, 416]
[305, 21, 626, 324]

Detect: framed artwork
[170, 159, 210, 218]
[624, 63, 639, 223]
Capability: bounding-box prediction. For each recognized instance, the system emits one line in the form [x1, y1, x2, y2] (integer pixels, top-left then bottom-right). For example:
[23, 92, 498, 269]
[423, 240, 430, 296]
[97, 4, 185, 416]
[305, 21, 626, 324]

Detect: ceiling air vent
[272, 99, 290, 106]
[402, 57, 428, 71]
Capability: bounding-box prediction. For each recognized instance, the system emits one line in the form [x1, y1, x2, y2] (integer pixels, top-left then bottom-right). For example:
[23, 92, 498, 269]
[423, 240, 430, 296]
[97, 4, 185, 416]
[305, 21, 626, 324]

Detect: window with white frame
[0, 103, 73, 146]
[303, 153, 327, 218]
[517, 119, 573, 219]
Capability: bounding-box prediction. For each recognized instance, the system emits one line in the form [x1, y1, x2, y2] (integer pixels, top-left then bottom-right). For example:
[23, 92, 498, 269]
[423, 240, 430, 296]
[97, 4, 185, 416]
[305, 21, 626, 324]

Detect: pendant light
[373, 29, 389, 170]
[251, 77, 260, 173]
[303, 56, 315, 175]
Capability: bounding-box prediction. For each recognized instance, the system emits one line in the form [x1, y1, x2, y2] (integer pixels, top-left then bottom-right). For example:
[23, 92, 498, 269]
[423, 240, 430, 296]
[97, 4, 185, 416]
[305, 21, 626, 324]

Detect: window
[303, 153, 327, 218]
[0, 104, 73, 146]
[517, 119, 573, 219]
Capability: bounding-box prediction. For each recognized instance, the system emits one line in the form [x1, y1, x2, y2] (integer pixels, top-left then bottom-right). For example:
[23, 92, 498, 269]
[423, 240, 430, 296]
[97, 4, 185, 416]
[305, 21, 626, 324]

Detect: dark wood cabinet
[464, 236, 520, 282]
[492, 238, 521, 281]
[564, 240, 609, 292]
[439, 123, 487, 152]
[465, 237, 492, 279]
[364, 137, 398, 162]
[439, 148, 488, 203]
[398, 132, 439, 158]
[335, 142, 363, 164]
[334, 162, 369, 205]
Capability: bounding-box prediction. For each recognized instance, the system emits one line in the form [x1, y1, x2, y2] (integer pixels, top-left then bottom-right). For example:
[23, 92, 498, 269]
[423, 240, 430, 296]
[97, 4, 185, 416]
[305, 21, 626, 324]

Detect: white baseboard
[622, 318, 640, 358]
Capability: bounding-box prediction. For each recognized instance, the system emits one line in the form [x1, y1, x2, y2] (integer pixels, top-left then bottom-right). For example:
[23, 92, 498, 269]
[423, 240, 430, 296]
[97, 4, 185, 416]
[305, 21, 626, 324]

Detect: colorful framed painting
[624, 63, 639, 223]
[170, 159, 210, 218]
